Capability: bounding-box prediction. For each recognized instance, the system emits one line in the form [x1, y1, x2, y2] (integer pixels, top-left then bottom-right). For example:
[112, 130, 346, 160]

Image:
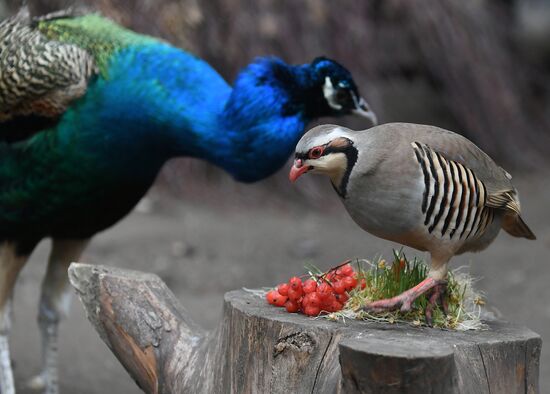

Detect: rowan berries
[266, 263, 361, 316]
[303, 279, 317, 293]
[277, 283, 289, 296]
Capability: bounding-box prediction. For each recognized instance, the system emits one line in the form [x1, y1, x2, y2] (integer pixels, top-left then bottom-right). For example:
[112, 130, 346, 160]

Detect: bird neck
[192, 58, 325, 182]
[330, 146, 358, 198]
[42, 18, 328, 182]
[76, 47, 324, 183]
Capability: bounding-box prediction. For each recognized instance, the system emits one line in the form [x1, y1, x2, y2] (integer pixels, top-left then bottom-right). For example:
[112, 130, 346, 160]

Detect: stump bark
[68, 263, 541, 394]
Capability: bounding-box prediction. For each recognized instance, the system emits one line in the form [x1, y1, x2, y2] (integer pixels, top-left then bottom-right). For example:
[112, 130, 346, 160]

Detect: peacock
[0, 7, 376, 394]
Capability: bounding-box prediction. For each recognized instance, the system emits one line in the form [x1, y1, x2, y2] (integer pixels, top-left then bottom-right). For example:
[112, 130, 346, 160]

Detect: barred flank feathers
[412, 141, 537, 242]
[412, 142, 494, 240]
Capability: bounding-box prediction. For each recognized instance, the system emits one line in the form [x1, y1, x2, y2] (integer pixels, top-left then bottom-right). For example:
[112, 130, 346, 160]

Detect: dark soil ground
[10, 169, 550, 393]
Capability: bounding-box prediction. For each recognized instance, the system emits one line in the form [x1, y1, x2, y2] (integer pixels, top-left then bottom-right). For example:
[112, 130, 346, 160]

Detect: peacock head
[310, 57, 377, 125]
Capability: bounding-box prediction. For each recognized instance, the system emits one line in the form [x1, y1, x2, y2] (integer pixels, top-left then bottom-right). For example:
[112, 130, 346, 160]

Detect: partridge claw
[424, 281, 448, 327]
[363, 277, 448, 326]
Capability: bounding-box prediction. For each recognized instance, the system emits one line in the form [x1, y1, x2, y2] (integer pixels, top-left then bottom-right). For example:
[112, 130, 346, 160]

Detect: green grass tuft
[325, 250, 487, 330]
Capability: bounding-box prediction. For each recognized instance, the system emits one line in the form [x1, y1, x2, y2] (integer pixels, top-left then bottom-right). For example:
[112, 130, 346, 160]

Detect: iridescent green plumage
[38, 13, 158, 76]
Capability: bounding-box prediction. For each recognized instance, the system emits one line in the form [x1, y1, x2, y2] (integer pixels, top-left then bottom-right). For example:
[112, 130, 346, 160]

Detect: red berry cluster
[266, 262, 366, 316]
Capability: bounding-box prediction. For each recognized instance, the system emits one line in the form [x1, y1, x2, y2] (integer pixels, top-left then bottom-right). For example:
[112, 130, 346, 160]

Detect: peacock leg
[0, 242, 31, 394]
[28, 239, 89, 394]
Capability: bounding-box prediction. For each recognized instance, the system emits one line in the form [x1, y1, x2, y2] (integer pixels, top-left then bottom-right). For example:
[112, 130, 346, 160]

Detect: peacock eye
[336, 89, 348, 100]
[309, 146, 324, 159]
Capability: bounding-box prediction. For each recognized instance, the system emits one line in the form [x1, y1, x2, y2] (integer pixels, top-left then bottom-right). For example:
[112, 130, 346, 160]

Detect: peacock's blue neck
[62, 44, 322, 183]
[193, 58, 321, 182]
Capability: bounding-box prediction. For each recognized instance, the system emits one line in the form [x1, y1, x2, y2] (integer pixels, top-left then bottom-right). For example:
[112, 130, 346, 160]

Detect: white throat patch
[322, 77, 342, 110]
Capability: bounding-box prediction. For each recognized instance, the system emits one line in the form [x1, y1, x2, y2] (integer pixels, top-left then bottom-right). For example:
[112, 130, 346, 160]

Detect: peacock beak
[352, 97, 378, 126]
[289, 159, 311, 182]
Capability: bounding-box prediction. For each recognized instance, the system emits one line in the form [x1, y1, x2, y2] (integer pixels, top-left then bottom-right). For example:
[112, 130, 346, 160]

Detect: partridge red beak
[289, 159, 310, 182]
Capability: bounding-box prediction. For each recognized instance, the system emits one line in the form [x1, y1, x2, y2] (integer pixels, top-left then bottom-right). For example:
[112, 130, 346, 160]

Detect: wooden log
[68, 263, 541, 394]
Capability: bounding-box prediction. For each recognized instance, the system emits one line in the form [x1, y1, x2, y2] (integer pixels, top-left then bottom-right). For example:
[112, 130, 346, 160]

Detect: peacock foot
[0, 335, 15, 394]
[27, 372, 46, 391]
[27, 370, 59, 394]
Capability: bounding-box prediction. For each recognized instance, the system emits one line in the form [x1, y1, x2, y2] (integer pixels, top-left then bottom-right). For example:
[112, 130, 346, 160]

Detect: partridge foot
[364, 277, 447, 326]
[424, 282, 448, 326]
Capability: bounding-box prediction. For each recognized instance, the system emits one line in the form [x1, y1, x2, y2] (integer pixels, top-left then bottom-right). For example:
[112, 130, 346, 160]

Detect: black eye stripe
[296, 138, 353, 159]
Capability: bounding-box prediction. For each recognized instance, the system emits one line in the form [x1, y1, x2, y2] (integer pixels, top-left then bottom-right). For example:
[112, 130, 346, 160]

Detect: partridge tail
[502, 213, 536, 240]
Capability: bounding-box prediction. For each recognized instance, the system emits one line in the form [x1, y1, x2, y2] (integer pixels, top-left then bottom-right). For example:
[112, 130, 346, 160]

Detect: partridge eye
[309, 146, 324, 159]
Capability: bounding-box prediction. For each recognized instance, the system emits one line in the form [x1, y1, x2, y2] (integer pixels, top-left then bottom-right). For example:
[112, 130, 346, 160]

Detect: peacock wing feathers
[0, 7, 96, 141]
[37, 12, 159, 77]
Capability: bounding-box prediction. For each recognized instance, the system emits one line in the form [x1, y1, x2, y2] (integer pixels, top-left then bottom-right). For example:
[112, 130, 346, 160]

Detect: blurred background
[1, 0, 550, 392]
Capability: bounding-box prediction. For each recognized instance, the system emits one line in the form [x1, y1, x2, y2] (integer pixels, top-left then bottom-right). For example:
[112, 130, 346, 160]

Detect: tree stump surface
[68, 263, 541, 394]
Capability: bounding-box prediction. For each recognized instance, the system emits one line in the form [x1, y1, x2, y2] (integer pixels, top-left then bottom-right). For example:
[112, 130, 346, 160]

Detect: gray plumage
[0, 7, 95, 122]
[293, 123, 535, 281]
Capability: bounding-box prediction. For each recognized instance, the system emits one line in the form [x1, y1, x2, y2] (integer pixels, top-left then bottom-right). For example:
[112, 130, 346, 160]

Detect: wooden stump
[68, 263, 541, 394]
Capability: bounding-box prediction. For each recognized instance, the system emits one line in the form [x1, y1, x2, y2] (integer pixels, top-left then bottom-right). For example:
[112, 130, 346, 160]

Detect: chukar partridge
[290, 123, 535, 322]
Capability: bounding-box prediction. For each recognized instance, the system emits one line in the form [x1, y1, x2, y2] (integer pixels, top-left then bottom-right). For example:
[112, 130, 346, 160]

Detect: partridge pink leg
[424, 283, 448, 326]
[364, 277, 447, 318]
